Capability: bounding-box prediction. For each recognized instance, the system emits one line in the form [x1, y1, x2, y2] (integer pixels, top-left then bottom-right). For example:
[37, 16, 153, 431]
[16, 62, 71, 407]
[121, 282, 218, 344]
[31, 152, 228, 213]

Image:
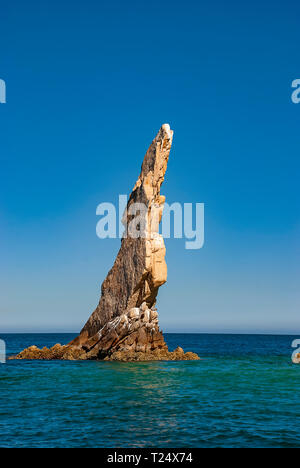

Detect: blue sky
[0, 0, 299, 333]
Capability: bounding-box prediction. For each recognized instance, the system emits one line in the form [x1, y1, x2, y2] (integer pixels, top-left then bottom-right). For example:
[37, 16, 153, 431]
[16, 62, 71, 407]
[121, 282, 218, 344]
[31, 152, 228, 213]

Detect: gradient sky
[0, 0, 299, 334]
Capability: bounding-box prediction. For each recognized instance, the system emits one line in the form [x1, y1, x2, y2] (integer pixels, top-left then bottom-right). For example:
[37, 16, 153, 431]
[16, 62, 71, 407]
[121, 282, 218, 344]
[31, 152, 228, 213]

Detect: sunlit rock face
[11, 125, 200, 362]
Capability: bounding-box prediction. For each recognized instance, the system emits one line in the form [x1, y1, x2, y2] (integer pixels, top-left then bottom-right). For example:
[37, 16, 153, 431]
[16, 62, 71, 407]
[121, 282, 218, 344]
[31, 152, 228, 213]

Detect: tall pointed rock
[12, 125, 199, 361]
[70, 124, 173, 358]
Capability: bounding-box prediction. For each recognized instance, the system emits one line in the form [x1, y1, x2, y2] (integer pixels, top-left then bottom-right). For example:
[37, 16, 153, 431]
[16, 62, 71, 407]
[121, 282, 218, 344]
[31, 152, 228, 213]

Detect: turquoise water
[0, 333, 299, 448]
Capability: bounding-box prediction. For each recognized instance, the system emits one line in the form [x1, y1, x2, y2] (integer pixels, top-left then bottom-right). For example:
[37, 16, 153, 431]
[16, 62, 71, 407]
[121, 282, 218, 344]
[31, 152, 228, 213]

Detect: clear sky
[0, 0, 299, 334]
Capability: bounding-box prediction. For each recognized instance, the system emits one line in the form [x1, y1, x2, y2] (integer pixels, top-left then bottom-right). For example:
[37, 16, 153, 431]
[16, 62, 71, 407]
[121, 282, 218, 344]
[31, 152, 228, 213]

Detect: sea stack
[12, 125, 199, 361]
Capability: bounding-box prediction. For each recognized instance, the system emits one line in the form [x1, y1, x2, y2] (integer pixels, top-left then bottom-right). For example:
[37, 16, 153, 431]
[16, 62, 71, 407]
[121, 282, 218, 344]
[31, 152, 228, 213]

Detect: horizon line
[1, 331, 300, 337]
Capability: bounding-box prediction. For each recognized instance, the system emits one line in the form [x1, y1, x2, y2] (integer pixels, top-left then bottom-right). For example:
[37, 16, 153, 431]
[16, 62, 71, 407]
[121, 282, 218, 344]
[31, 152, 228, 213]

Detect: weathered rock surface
[11, 124, 200, 362]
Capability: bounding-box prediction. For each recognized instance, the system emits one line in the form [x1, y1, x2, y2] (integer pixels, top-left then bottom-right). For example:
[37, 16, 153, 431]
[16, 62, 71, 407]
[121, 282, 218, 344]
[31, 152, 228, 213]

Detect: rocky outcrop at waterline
[10, 124, 200, 362]
[12, 343, 199, 362]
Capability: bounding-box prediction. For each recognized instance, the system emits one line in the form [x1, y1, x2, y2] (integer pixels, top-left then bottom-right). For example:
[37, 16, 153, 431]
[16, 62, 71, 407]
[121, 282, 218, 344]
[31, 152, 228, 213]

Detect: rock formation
[11, 124, 199, 362]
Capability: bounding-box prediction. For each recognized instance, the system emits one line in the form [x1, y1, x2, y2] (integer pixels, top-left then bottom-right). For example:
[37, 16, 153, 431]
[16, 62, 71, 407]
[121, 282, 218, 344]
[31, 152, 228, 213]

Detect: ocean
[0, 333, 299, 448]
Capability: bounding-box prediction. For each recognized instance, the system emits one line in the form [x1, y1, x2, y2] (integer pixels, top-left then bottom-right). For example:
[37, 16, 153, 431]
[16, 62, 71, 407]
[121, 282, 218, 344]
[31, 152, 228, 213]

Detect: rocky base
[10, 344, 199, 362]
[9, 344, 73, 360]
[105, 348, 200, 362]
[9, 303, 200, 362]
[73, 303, 169, 359]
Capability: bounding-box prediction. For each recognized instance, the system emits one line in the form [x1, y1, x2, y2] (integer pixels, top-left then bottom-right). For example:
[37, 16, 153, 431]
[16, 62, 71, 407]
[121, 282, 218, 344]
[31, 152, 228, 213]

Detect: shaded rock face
[11, 124, 200, 362]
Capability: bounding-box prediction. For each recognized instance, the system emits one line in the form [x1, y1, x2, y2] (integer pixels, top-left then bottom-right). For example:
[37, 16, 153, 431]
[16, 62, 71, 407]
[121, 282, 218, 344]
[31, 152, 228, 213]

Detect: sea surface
[0, 333, 299, 448]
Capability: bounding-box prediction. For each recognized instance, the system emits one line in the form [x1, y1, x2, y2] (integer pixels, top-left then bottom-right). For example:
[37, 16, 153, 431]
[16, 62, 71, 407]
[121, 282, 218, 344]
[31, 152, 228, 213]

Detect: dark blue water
[1, 333, 299, 448]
